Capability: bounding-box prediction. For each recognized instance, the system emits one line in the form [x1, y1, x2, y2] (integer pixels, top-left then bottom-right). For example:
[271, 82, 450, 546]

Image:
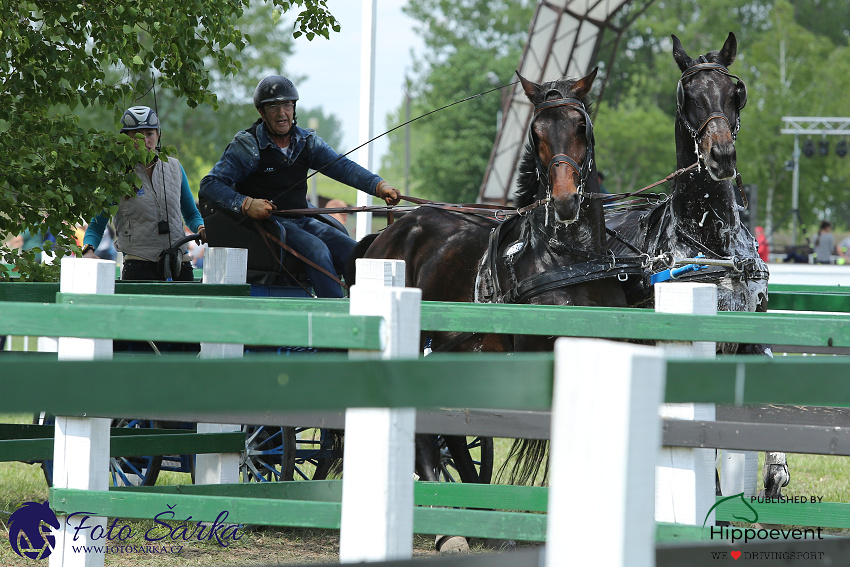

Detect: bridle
[529, 96, 595, 200]
[676, 61, 747, 144]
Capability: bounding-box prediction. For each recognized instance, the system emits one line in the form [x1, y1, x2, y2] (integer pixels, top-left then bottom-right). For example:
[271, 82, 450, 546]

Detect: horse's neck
[670, 125, 740, 255]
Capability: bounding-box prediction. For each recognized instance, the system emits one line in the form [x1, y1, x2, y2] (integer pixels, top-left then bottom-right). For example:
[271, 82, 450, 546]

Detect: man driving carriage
[199, 75, 401, 297]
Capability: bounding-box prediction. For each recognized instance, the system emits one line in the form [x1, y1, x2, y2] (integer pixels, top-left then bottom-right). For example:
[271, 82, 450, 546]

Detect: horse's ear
[517, 70, 541, 101]
[718, 32, 737, 67]
[572, 67, 598, 99]
[672, 34, 691, 72]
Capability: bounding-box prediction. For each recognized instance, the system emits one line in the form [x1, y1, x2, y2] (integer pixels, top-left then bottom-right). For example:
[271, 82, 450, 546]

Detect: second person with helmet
[199, 75, 401, 298]
[82, 105, 206, 281]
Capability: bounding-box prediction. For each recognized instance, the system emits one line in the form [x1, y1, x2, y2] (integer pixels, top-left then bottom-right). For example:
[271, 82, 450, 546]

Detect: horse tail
[326, 430, 345, 478]
[496, 438, 549, 486]
[344, 232, 381, 287]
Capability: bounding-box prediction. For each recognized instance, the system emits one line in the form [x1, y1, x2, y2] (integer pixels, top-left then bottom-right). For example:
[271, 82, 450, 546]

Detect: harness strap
[695, 111, 731, 139]
[506, 259, 645, 304]
[547, 154, 582, 184]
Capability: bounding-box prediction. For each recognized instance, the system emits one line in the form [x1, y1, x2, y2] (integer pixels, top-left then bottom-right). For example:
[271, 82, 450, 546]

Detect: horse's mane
[513, 77, 593, 209]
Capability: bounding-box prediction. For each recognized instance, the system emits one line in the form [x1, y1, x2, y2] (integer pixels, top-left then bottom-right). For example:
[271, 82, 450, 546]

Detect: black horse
[605, 33, 786, 498]
[349, 69, 639, 492]
[606, 32, 769, 346]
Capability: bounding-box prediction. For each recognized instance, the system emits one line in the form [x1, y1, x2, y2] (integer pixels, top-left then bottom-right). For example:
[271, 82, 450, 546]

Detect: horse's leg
[415, 434, 440, 482]
[762, 452, 790, 499]
[416, 434, 472, 553]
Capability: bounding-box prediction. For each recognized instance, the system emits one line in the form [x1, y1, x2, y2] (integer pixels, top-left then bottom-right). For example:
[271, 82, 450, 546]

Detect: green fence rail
[0, 281, 249, 303]
[49, 292, 850, 347]
[4, 281, 850, 546]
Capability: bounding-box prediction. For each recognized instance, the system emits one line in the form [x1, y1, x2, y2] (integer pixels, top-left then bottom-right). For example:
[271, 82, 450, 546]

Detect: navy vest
[235, 120, 311, 211]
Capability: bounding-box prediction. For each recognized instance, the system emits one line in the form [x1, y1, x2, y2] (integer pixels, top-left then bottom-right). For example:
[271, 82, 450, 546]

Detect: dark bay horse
[348, 69, 638, 489]
[605, 32, 786, 498]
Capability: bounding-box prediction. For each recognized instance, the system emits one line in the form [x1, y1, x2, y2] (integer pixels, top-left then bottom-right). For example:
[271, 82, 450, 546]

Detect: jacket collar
[256, 122, 311, 160]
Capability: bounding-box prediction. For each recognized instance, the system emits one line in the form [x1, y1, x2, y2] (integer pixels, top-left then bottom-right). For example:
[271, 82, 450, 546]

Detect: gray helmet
[253, 75, 299, 108]
[120, 106, 160, 132]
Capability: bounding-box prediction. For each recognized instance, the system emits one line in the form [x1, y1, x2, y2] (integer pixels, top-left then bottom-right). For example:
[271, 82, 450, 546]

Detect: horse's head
[516, 68, 598, 224]
[673, 32, 747, 181]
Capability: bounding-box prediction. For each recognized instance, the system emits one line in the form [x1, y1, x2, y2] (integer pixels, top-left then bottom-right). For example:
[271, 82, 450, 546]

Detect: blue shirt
[199, 122, 381, 213]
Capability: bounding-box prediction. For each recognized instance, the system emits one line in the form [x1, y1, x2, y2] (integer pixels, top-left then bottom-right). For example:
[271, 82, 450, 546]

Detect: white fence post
[196, 247, 248, 485]
[50, 257, 115, 567]
[546, 338, 665, 567]
[654, 282, 717, 526]
[339, 258, 419, 563]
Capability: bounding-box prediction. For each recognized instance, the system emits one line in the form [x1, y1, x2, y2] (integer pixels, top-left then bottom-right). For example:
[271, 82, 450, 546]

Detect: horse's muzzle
[703, 138, 737, 181]
[553, 192, 581, 223]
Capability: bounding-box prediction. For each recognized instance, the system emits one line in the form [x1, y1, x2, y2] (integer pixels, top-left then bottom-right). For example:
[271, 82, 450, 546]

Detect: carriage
[28, 200, 491, 490]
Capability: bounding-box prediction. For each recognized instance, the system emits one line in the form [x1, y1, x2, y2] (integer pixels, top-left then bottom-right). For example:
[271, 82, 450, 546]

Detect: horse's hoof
[762, 464, 790, 499]
[435, 535, 469, 553]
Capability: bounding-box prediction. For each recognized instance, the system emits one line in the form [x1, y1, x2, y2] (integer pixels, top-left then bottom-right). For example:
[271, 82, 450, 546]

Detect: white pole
[196, 247, 248, 485]
[654, 282, 717, 526]
[50, 257, 115, 567]
[355, 0, 377, 241]
[340, 259, 419, 563]
[791, 134, 800, 246]
[546, 338, 665, 567]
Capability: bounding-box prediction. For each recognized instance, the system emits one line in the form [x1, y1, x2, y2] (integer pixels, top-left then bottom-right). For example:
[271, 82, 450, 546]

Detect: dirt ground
[1, 523, 520, 566]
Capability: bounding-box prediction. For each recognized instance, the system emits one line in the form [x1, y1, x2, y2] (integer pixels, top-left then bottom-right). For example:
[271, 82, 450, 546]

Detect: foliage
[593, 100, 673, 194]
[386, 0, 849, 243]
[380, 0, 535, 203]
[593, 0, 850, 238]
[0, 0, 338, 280]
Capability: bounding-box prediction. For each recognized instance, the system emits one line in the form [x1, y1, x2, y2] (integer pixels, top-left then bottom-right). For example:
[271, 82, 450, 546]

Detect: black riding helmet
[254, 75, 299, 127]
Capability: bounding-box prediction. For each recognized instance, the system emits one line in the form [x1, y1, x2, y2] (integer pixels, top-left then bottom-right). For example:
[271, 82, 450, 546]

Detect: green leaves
[379, 1, 535, 204]
[277, 0, 339, 40]
[1, 0, 340, 281]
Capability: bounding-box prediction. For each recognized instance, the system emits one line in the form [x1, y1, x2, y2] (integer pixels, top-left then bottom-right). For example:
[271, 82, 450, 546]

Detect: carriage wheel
[437, 435, 494, 484]
[109, 419, 163, 487]
[33, 414, 162, 487]
[240, 425, 296, 482]
[292, 428, 342, 480]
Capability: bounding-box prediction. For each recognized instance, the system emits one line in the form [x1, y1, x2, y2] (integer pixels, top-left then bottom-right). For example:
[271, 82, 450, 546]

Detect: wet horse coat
[605, 32, 786, 498]
[605, 32, 769, 355]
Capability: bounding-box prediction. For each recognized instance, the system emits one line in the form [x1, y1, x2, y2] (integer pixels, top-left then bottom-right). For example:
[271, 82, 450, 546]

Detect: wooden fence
[2, 254, 850, 566]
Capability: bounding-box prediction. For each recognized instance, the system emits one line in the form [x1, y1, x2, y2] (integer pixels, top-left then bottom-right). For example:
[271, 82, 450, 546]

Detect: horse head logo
[702, 492, 759, 528]
[8, 501, 60, 560]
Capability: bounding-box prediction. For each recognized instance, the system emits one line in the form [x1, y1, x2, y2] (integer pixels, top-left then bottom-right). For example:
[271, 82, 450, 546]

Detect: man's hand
[242, 196, 276, 220]
[197, 225, 207, 243]
[376, 181, 401, 206]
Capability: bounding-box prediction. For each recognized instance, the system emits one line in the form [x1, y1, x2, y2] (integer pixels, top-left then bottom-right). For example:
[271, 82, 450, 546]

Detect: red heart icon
[731, 551, 742, 560]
